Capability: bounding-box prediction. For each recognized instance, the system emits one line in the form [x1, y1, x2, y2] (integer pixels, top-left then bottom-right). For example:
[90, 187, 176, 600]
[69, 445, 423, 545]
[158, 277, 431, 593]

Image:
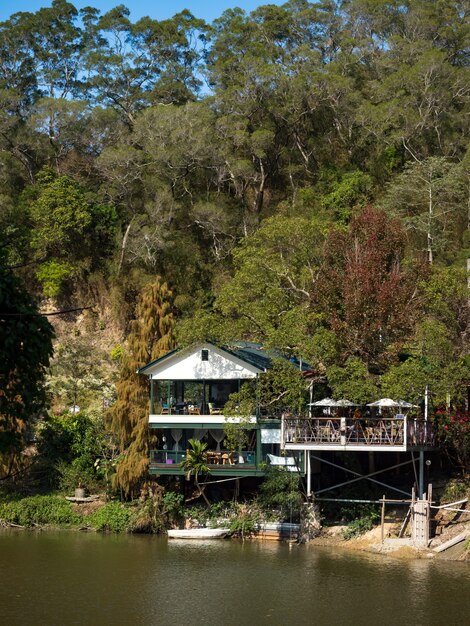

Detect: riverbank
[308, 520, 470, 562]
[0, 494, 137, 532]
[1, 489, 469, 562]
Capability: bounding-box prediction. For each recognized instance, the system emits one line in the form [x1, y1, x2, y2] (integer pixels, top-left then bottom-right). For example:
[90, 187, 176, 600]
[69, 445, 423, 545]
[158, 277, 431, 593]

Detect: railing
[151, 450, 186, 466]
[282, 416, 435, 448]
[407, 420, 435, 446]
[150, 449, 257, 467]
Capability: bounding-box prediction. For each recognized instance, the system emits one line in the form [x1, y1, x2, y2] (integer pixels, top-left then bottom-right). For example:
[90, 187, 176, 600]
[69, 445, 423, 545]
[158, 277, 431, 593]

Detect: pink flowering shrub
[434, 409, 470, 475]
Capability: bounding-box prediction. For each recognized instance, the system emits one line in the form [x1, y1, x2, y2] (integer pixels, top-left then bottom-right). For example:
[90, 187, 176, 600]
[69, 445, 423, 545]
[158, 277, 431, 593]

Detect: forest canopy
[0, 0, 468, 426]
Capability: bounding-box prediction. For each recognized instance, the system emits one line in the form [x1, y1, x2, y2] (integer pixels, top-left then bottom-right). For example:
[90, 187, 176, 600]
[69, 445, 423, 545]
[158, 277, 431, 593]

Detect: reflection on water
[0, 530, 469, 626]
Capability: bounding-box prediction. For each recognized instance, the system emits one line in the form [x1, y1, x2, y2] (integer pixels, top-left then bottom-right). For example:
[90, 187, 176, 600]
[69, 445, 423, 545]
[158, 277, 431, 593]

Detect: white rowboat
[167, 528, 230, 539]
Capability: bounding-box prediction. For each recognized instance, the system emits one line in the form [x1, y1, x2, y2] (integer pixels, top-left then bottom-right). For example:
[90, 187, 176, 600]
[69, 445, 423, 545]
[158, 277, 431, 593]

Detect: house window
[201, 349, 209, 361]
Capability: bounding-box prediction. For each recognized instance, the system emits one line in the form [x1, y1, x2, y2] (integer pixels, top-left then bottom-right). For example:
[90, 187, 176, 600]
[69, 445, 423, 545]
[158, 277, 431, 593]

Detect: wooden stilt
[381, 495, 386, 543]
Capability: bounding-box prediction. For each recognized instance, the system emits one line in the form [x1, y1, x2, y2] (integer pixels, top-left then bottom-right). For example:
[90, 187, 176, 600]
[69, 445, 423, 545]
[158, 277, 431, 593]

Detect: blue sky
[0, 1, 284, 23]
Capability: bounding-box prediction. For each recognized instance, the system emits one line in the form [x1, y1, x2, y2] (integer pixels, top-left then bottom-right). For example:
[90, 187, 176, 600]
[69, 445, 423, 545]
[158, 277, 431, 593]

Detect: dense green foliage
[88, 501, 133, 532]
[259, 467, 304, 517]
[0, 251, 54, 477]
[36, 411, 114, 491]
[342, 507, 381, 540]
[1, 1, 469, 487]
[0, 494, 81, 527]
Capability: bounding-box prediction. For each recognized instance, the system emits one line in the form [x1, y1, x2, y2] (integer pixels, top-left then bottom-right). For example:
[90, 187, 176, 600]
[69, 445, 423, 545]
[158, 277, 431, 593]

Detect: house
[138, 341, 305, 477]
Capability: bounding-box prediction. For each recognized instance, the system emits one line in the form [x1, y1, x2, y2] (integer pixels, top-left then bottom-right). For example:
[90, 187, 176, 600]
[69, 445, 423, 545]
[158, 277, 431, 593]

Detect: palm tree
[180, 439, 211, 506]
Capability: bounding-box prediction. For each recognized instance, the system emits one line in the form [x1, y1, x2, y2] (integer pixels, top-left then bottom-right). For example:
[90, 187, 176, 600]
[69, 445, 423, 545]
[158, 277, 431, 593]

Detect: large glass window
[151, 380, 242, 414]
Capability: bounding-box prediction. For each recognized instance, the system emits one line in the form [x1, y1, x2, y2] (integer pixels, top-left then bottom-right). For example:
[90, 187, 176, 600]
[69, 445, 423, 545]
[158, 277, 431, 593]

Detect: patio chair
[188, 404, 201, 415]
[208, 402, 223, 415]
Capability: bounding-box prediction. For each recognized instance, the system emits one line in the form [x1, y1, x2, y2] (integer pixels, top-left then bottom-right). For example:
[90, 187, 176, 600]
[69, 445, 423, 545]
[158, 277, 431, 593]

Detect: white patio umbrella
[309, 398, 357, 407]
[397, 400, 418, 408]
[308, 397, 336, 406]
[334, 399, 358, 407]
[366, 398, 402, 407]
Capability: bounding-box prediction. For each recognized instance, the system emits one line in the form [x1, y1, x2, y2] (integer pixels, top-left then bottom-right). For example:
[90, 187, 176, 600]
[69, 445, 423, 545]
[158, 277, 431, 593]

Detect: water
[1, 531, 469, 626]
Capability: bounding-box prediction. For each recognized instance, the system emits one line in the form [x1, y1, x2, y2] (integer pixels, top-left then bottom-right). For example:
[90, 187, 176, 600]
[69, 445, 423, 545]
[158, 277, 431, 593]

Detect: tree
[355, 1, 470, 162]
[321, 170, 373, 224]
[36, 409, 112, 492]
[47, 331, 115, 413]
[434, 407, 470, 476]
[110, 278, 175, 498]
[419, 264, 469, 357]
[327, 357, 378, 404]
[83, 8, 207, 125]
[380, 358, 431, 406]
[180, 438, 211, 506]
[314, 206, 423, 370]
[214, 214, 326, 355]
[26, 168, 117, 296]
[382, 157, 467, 265]
[0, 251, 54, 478]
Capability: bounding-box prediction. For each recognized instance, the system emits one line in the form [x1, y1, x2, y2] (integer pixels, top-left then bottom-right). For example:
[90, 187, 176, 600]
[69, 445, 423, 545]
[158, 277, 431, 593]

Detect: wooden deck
[282, 416, 435, 452]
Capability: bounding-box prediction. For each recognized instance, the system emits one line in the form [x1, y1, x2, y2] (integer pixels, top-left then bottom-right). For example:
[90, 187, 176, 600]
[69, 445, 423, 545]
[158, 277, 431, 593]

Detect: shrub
[57, 459, 102, 494]
[434, 409, 470, 475]
[342, 508, 380, 540]
[441, 478, 469, 503]
[0, 495, 81, 527]
[127, 486, 180, 534]
[162, 491, 185, 527]
[228, 504, 262, 539]
[259, 467, 303, 520]
[88, 502, 132, 532]
[36, 260, 73, 298]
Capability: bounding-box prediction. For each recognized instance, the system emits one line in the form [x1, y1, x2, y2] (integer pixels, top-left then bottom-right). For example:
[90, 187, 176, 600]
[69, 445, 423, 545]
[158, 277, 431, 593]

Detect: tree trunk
[195, 477, 210, 506]
[118, 216, 135, 275]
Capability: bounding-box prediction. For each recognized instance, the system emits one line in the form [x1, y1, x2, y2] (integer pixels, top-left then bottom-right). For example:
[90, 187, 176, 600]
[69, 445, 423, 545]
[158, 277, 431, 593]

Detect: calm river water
[1, 530, 469, 626]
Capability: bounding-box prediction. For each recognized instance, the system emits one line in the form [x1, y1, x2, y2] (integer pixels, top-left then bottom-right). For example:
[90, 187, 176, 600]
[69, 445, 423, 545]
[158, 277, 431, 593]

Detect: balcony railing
[282, 416, 435, 448]
[150, 449, 257, 468]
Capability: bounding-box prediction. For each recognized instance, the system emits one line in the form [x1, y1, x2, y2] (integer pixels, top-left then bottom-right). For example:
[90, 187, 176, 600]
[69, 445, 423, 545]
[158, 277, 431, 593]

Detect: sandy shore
[308, 521, 470, 561]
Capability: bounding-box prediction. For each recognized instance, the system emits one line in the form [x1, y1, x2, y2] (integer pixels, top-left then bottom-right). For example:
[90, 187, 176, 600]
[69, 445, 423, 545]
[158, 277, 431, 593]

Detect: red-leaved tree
[314, 206, 424, 371]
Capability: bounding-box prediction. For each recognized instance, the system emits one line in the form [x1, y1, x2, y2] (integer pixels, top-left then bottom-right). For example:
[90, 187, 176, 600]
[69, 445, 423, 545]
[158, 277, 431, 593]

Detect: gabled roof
[137, 341, 266, 378]
[138, 340, 311, 376]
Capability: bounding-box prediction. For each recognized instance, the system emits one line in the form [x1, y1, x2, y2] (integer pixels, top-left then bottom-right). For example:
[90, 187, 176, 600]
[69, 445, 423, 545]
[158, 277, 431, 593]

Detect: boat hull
[167, 528, 230, 539]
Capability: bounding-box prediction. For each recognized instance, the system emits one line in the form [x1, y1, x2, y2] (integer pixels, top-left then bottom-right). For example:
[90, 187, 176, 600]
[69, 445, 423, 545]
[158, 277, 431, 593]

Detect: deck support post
[381, 495, 386, 543]
[256, 424, 261, 470]
[306, 450, 311, 497]
[419, 450, 425, 500]
[340, 417, 346, 446]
